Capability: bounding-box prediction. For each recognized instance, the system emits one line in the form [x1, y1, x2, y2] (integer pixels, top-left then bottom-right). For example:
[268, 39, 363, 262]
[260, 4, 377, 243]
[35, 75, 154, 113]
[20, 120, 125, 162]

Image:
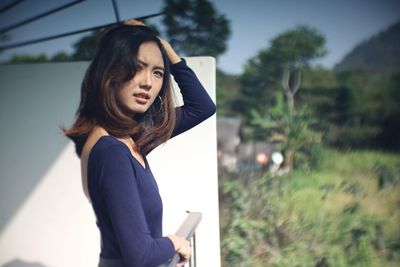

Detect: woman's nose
[139, 71, 152, 90]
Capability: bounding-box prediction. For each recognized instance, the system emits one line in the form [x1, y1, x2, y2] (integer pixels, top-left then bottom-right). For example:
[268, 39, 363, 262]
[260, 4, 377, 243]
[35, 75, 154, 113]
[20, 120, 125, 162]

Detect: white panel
[0, 143, 99, 267]
[149, 57, 220, 267]
[0, 62, 99, 267]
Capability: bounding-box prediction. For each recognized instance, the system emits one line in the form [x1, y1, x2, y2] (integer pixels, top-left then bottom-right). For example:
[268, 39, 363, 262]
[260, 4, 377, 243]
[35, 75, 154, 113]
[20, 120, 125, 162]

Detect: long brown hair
[63, 25, 176, 157]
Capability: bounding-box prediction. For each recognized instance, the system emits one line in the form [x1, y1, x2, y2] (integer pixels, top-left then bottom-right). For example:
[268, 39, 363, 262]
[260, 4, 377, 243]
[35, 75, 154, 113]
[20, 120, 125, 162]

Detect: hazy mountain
[334, 20, 400, 73]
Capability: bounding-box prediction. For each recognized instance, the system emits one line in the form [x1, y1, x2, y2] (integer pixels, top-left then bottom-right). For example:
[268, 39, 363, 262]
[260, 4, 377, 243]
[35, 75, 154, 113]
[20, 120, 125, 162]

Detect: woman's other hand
[167, 234, 192, 266]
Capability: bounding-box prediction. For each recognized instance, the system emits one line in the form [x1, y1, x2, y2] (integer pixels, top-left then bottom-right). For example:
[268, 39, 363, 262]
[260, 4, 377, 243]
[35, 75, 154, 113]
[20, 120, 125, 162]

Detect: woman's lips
[133, 92, 150, 104]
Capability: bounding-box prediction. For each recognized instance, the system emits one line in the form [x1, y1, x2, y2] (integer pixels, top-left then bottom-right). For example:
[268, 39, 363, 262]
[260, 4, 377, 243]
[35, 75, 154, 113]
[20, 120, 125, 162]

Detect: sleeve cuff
[170, 58, 187, 73]
[163, 236, 177, 260]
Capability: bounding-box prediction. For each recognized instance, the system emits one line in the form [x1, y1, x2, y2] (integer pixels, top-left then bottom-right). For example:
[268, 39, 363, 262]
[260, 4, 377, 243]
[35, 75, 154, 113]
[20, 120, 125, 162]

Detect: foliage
[301, 66, 339, 89]
[291, 63, 400, 152]
[9, 53, 50, 63]
[70, 29, 104, 61]
[219, 149, 400, 266]
[216, 68, 241, 116]
[298, 77, 352, 147]
[8, 51, 75, 63]
[235, 50, 279, 118]
[268, 25, 327, 68]
[68, 0, 232, 61]
[234, 25, 326, 127]
[162, 0, 231, 58]
[333, 70, 400, 150]
[51, 51, 73, 62]
[248, 92, 323, 171]
[329, 20, 400, 151]
[214, 19, 400, 152]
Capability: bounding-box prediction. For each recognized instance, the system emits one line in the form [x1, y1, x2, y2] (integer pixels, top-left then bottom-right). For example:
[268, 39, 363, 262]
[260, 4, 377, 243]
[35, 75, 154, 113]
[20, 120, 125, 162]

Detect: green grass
[220, 148, 400, 267]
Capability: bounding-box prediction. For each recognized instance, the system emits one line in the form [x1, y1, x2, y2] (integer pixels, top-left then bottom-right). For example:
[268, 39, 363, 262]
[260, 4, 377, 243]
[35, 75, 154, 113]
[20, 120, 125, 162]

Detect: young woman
[63, 20, 216, 267]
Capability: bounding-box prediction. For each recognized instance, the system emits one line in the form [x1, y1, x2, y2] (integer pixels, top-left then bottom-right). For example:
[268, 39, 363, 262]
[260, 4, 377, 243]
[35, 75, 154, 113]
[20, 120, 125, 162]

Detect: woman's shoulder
[90, 136, 130, 161]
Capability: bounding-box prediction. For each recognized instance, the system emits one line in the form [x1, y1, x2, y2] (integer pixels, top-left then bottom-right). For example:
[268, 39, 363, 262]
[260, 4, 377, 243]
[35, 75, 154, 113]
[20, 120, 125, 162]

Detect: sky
[0, 0, 399, 74]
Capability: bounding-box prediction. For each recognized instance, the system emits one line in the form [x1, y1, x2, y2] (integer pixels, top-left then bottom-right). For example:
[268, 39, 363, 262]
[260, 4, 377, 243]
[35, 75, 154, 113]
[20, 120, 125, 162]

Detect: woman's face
[118, 42, 165, 116]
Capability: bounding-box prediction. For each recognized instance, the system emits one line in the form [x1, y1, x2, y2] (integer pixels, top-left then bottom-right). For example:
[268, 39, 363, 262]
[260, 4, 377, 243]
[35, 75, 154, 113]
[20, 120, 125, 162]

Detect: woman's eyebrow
[138, 59, 164, 71]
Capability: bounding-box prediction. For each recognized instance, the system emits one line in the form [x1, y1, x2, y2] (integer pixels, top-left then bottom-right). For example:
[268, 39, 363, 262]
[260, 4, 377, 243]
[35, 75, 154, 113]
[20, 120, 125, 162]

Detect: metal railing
[0, 0, 87, 34]
[0, 0, 164, 52]
[160, 212, 202, 267]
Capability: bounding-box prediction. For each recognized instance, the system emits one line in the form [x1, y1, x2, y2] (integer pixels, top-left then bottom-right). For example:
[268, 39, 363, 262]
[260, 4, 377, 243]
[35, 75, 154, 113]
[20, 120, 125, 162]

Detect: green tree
[162, 0, 231, 58]
[9, 53, 49, 63]
[301, 65, 339, 89]
[7, 51, 74, 63]
[216, 69, 241, 116]
[51, 51, 73, 62]
[237, 25, 326, 120]
[376, 72, 400, 150]
[332, 20, 400, 150]
[336, 70, 400, 150]
[71, 29, 104, 61]
[249, 92, 322, 171]
[238, 25, 326, 171]
[269, 25, 326, 68]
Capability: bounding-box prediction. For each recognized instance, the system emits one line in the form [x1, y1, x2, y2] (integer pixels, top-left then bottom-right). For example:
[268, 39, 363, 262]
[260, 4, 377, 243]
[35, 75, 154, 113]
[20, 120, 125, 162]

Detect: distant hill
[334, 20, 400, 73]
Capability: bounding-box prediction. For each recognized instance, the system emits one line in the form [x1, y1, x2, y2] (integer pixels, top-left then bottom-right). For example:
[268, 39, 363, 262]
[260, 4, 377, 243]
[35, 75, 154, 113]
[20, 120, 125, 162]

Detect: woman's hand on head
[123, 19, 145, 26]
[158, 38, 181, 64]
[123, 19, 181, 64]
[167, 234, 192, 266]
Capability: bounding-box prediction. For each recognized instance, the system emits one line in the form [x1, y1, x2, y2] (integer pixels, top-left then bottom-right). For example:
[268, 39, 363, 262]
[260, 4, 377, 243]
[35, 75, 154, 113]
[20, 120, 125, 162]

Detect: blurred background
[1, 0, 399, 266]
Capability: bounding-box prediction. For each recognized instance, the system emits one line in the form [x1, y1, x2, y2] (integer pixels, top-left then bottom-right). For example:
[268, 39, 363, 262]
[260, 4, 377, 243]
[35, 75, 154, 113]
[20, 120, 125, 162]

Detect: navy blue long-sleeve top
[87, 59, 216, 267]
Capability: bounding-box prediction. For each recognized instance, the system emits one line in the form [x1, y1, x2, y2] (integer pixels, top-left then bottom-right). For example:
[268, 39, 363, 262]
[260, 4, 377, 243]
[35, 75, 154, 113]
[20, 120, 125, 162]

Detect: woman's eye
[137, 65, 144, 72]
[154, 70, 164, 78]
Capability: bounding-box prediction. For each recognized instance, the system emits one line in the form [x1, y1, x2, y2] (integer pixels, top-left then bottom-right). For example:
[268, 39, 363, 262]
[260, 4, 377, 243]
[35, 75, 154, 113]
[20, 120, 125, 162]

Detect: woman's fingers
[123, 19, 145, 26]
[168, 235, 192, 267]
[177, 239, 192, 261]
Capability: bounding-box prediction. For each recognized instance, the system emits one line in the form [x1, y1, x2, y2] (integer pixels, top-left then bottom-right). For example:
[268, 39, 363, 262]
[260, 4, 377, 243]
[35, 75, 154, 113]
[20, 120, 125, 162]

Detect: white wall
[0, 57, 220, 267]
